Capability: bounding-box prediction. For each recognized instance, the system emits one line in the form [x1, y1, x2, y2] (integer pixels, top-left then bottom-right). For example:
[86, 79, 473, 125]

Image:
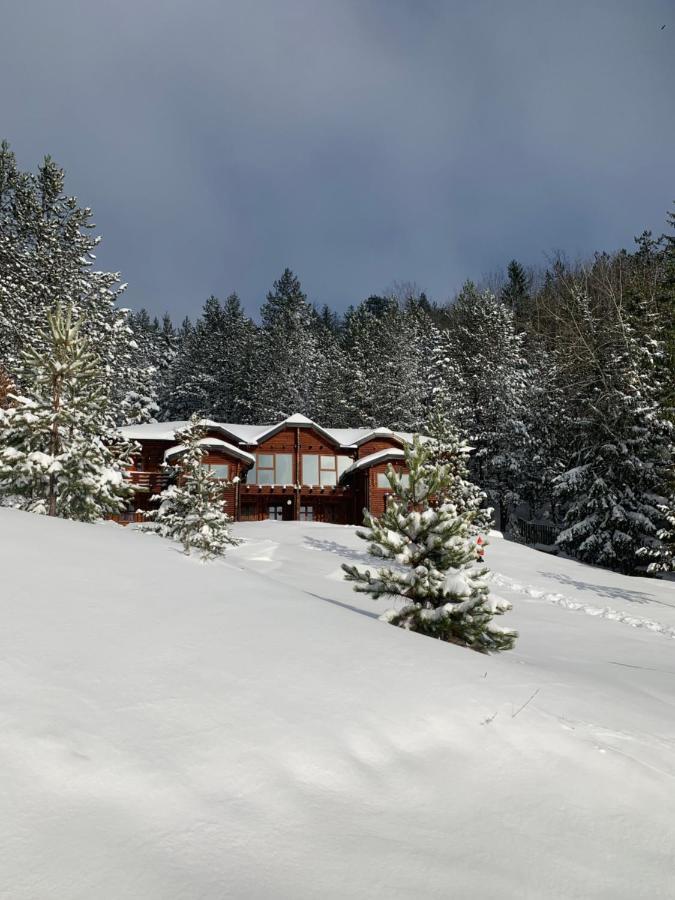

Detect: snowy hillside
[1, 509, 674, 900]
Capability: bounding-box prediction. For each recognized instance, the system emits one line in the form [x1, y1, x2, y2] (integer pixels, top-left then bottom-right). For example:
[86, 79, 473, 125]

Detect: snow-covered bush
[342, 436, 517, 653]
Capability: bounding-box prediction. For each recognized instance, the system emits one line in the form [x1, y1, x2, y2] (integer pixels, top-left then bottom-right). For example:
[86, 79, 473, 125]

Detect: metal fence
[513, 518, 560, 547]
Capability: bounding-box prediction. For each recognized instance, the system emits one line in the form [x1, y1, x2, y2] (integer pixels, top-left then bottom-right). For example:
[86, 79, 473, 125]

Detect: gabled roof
[340, 448, 406, 479]
[164, 438, 255, 465]
[251, 414, 342, 447]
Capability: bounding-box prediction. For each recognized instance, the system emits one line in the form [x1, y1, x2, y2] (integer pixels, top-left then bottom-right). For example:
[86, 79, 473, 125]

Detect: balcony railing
[126, 471, 170, 494]
[109, 511, 146, 525]
[241, 483, 352, 496]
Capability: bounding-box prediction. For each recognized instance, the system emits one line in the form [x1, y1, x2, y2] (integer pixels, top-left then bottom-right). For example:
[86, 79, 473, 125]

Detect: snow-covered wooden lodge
[118, 413, 413, 524]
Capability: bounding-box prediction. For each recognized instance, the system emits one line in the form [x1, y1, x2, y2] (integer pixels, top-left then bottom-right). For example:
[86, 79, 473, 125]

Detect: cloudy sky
[1, 1, 673, 320]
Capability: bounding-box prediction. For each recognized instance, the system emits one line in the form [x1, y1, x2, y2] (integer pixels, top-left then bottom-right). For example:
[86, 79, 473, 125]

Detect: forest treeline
[0, 143, 673, 573]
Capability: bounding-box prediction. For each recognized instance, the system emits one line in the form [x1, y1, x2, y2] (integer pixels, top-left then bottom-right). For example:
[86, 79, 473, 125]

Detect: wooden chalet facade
[117, 414, 414, 525]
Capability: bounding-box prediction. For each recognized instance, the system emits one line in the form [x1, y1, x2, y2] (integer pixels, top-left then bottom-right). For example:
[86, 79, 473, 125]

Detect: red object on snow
[476, 535, 485, 560]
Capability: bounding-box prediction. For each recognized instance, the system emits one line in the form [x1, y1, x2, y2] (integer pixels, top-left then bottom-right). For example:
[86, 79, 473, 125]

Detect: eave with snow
[116, 414, 419, 524]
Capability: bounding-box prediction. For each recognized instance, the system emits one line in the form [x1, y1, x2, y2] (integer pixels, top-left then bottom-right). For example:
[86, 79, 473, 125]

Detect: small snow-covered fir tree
[423, 406, 493, 534]
[0, 304, 134, 520]
[342, 437, 516, 652]
[143, 415, 240, 559]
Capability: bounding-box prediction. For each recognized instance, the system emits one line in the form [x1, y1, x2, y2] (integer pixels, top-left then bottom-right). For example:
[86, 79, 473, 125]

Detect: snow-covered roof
[119, 420, 189, 442]
[251, 414, 342, 447]
[340, 448, 405, 478]
[217, 423, 266, 443]
[120, 416, 421, 449]
[164, 438, 255, 465]
[308, 426, 414, 448]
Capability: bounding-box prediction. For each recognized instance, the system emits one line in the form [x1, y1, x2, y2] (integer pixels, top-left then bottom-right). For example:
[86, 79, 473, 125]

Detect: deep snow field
[1, 508, 674, 899]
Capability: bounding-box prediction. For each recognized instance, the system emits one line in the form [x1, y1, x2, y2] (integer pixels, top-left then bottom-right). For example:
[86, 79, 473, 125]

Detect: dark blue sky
[1, 1, 673, 321]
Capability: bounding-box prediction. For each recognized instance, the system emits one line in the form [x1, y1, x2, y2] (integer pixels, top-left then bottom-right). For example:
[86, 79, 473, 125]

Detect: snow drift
[1, 509, 674, 899]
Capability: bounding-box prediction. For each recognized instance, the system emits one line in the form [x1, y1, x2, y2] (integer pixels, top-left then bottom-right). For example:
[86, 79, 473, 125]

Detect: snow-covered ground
[1, 509, 674, 899]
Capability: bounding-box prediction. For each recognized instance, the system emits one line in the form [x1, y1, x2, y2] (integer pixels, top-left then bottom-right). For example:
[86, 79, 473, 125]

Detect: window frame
[250, 452, 294, 486]
[319, 455, 337, 486]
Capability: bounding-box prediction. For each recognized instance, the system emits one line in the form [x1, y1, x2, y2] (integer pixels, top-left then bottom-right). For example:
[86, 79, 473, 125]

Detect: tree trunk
[48, 372, 61, 517]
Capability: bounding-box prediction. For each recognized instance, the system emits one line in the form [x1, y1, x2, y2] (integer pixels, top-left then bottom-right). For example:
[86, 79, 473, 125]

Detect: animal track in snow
[490, 572, 675, 640]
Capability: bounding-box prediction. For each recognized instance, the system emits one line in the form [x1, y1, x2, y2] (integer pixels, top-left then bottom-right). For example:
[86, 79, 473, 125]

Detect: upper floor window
[248, 452, 293, 485]
[302, 454, 352, 486]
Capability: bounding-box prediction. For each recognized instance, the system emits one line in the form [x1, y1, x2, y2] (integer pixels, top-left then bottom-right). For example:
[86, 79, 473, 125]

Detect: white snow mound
[1, 510, 674, 899]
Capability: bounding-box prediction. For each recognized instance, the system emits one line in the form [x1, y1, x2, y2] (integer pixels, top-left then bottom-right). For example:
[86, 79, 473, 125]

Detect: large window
[377, 471, 410, 489]
[249, 453, 293, 485]
[302, 454, 352, 486]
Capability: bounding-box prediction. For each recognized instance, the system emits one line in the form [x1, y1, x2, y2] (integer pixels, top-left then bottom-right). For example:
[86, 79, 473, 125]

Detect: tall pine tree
[0, 304, 135, 520]
[0, 142, 136, 415]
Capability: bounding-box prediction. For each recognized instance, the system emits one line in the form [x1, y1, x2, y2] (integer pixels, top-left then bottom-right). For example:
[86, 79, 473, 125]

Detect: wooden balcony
[126, 471, 170, 494]
[241, 483, 352, 497]
[109, 511, 146, 526]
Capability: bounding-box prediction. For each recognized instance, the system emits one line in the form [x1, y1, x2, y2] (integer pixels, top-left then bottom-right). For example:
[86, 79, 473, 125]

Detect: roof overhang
[164, 438, 255, 466]
[340, 448, 406, 481]
[351, 428, 407, 448]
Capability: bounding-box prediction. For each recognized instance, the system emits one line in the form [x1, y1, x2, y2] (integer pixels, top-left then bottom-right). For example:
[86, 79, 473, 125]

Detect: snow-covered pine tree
[159, 317, 198, 420]
[210, 293, 258, 422]
[0, 142, 136, 411]
[123, 308, 162, 425]
[517, 338, 570, 524]
[501, 259, 531, 323]
[341, 294, 434, 430]
[342, 437, 516, 652]
[161, 294, 257, 423]
[554, 288, 673, 574]
[0, 365, 13, 409]
[431, 283, 532, 530]
[0, 304, 135, 520]
[143, 415, 240, 559]
[250, 269, 325, 422]
[307, 304, 351, 426]
[638, 496, 675, 574]
[423, 406, 493, 534]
